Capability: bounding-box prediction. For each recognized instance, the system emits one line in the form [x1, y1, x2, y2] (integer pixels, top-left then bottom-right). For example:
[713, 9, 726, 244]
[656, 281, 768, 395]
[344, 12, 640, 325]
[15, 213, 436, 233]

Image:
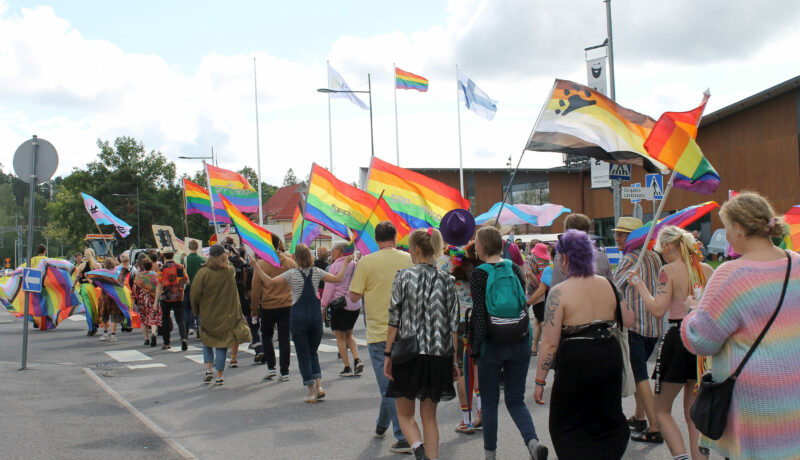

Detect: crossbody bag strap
[732, 250, 792, 379]
[607, 277, 623, 330]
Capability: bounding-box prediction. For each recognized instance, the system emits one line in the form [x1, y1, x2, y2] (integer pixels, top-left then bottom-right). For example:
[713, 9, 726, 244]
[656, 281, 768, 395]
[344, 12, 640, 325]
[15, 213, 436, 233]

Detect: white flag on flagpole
[457, 70, 497, 121]
[328, 64, 369, 110]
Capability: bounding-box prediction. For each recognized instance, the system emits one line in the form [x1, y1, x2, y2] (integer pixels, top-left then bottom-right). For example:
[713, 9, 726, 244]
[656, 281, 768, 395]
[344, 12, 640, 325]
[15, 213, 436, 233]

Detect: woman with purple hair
[533, 230, 634, 459]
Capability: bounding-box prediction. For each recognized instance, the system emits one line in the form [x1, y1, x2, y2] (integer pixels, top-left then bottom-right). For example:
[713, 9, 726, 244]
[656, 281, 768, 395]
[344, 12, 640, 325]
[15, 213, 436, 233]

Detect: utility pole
[605, 0, 622, 224]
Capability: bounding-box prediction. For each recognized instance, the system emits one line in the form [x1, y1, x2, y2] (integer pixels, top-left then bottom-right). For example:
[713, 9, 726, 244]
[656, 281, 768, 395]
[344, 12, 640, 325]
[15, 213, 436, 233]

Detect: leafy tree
[283, 168, 299, 187]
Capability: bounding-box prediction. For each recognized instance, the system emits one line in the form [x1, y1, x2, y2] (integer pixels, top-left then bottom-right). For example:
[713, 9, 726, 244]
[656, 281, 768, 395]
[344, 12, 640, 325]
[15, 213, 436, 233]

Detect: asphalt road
[0, 309, 721, 459]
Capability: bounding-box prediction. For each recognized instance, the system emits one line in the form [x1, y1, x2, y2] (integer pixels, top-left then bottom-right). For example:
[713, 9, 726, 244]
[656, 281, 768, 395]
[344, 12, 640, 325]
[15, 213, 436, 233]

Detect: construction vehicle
[84, 234, 116, 262]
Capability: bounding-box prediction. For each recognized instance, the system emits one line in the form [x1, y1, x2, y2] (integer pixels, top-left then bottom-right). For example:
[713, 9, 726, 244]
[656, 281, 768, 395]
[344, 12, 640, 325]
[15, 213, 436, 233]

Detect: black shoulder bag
[391, 269, 436, 366]
[690, 250, 792, 440]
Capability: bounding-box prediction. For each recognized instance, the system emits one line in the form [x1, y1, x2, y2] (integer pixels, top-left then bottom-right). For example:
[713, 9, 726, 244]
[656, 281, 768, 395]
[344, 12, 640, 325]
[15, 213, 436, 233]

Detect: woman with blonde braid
[74, 248, 102, 336]
[629, 226, 713, 460]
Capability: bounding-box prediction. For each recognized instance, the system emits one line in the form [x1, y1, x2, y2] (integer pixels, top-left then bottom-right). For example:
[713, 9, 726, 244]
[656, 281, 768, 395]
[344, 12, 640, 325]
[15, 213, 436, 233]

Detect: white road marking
[184, 355, 206, 364]
[318, 343, 339, 353]
[167, 345, 201, 353]
[128, 363, 167, 370]
[106, 350, 152, 362]
[328, 337, 366, 346]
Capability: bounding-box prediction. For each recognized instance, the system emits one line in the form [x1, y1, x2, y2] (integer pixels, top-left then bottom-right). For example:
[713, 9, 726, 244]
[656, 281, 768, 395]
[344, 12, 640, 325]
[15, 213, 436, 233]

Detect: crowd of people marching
[63, 191, 799, 460]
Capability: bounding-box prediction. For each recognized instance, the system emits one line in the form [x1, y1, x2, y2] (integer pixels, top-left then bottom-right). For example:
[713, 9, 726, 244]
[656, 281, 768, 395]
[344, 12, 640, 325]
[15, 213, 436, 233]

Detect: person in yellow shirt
[349, 221, 413, 454]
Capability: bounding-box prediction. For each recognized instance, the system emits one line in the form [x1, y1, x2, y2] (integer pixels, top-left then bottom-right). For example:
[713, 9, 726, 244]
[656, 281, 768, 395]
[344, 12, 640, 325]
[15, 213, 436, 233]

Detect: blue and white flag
[81, 193, 131, 238]
[457, 70, 497, 121]
[328, 64, 369, 110]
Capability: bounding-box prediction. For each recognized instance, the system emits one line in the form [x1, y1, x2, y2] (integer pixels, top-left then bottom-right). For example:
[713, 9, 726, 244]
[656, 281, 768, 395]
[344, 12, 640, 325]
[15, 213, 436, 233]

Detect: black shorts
[652, 321, 697, 393]
[531, 302, 545, 323]
[331, 308, 359, 331]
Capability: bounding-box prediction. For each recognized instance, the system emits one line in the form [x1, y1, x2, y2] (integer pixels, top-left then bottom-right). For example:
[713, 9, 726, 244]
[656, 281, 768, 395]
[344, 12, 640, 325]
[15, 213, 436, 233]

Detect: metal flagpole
[204, 161, 219, 240]
[394, 63, 400, 165]
[327, 60, 334, 172]
[605, 0, 622, 225]
[456, 65, 465, 196]
[631, 169, 677, 273]
[182, 182, 189, 238]
[368, 73, 375, 157]
[254, 57, 264, 225]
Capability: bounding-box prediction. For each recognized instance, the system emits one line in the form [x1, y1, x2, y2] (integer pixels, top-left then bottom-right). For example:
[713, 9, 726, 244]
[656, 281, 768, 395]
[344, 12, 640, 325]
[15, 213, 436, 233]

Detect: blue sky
[1, 0, 799, 185]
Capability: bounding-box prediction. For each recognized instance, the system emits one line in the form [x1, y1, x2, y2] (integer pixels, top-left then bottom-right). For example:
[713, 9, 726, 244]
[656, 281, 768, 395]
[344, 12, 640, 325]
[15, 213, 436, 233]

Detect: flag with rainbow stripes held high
[205, 164, 259, 221]
[289, 197, 322, 254]
[395, 67, 429, 92]
[218, 194, 281, 267]
[354, 194, 411, 256]
[305, 163, 378, 239]
[183, 179, 223, 222]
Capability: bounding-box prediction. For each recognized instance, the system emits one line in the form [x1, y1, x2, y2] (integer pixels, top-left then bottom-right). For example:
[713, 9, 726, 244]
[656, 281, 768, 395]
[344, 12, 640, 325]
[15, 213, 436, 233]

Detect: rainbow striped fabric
[396, 67, 428, 92]
[526, 79, 668, 173]
[218, 194, 280, 267]
[2, 259, 81, 329]
[354, 195, 411, 255]
[206, 164, 256, 191]
[183, 179, 217, 221]
[644, 92, 720, 194]
[206, 164, 259, 219]
[87, 268, 133, 320]
[366, 156, 471, 228]
[79, 282, 100, 330]
[289, 198, 322, 254]
[306, 163, 377, 239]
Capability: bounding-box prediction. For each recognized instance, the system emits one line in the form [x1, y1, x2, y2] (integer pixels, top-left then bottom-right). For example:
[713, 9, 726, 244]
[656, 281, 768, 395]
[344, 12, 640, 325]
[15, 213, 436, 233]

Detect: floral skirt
[134, 289, 161, 327]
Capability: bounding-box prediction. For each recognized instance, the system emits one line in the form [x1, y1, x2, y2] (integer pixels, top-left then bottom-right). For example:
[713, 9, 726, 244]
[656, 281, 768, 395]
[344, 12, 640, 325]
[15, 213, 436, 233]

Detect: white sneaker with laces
[264, 369, 277, 380]
[99, 333, 108, 341]
[278, 374, 290, 382]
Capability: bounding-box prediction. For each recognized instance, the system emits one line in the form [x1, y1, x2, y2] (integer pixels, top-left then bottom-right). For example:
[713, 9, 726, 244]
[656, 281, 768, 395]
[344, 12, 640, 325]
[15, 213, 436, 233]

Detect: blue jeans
[203, 345, 227, 372]
[290, 302, 323, 386]
[368, 342, 405, 441]
[628, 330, 658, 382]
[478, 339, 538, 452]
[183, 286, 198, 331]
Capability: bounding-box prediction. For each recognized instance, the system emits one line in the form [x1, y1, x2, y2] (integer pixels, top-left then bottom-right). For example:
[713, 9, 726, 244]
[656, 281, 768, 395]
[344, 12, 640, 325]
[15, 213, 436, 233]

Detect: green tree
[282, 168, 299, 187]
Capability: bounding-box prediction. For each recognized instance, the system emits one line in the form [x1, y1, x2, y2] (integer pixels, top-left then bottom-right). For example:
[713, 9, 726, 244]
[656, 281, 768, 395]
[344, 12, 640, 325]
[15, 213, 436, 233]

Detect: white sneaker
[188, 329, 196, 337]
[264, 369, 277, 380]
[109, 335, 117, 343]
[278, 373, 290, 382]
[99, 333, 108, 341]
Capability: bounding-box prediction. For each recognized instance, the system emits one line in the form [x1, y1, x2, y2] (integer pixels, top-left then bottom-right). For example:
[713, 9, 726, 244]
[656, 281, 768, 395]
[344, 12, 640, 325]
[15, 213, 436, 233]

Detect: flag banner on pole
[623, 201, 720, 254]
[219, 194, 281, 267]
[644, 91, 720, 194]
[328, 64, 369, 110]
[354, 195, 412, 255]
[457, 70, 497, 121]
[86, 268, 133, 321]
[206, 164, 256, 191]
[525, 79, 668, 173]
[211, 187, 259, 214]
[396, 67, 429, 92]
[586, 57, 608, 95]
[474, 202, 572, 227]
[183, 179, 215, 220]
[81, 193, 132, 238]
[289, 198, 322, 254]
[305, 163, 377, 239]
[366, 156, 471, 228]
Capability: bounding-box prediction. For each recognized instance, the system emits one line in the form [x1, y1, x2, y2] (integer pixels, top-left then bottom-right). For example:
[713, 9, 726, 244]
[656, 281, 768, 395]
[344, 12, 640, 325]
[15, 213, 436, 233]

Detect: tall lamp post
[317, 74, 374, 163]
[113, 186, 140, 248]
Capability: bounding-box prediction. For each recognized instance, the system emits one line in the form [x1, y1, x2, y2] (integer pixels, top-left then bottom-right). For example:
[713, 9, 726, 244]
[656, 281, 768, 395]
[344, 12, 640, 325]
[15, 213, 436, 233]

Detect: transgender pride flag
[81, 193, 132, 238]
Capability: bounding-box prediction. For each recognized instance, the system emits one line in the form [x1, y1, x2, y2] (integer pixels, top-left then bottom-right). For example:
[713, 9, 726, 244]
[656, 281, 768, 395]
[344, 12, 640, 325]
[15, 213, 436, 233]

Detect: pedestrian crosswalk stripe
[185, 355, 206, 364]
[128, 363, 167, 370]
[328, 337, 367, 346]
[167, 345, 201, 353]
[106, 350, 152, 362]
[318, 344, 339, 353]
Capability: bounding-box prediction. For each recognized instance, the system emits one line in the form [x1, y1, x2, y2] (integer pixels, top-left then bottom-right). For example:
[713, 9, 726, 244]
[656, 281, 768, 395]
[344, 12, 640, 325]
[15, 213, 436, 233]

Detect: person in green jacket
[190, 244, 251, 386]
[183, 240, 206, 337]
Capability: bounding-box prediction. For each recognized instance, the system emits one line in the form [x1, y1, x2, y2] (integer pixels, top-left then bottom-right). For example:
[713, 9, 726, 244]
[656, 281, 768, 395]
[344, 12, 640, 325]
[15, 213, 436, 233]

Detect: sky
[1, 0, 799, 186]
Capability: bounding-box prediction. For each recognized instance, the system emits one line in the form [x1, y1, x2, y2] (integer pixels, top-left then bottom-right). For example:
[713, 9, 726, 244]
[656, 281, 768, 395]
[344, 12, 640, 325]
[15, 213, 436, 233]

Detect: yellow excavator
[84, 234, 116, 262]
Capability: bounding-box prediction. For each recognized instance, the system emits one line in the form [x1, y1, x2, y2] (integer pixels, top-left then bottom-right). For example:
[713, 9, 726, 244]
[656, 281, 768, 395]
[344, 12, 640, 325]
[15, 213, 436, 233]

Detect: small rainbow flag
[305, 164, 377, 239]
[396, 67, 429, 92]
[644, 92, 720, 194]
[206, 164, 256, 191]
[218, 194, 281, 267]
[366, 156, 470, 228]
[355, 195, 411, 255]
[289, 198, 322, 254]
[183, 179, 217, 221]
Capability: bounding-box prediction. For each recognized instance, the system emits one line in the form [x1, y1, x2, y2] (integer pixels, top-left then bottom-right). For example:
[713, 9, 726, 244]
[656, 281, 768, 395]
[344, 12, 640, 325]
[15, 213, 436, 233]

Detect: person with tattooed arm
[533, 230, 633, 459]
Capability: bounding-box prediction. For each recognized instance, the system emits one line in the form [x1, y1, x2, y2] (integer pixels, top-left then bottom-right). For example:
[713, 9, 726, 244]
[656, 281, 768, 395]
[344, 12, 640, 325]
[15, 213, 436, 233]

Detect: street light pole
[317, 79, 374, 162]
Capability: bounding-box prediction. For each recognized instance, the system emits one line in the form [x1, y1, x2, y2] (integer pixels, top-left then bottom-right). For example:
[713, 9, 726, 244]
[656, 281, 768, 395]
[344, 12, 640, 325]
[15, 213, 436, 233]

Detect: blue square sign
[646, 174, 664, 200]
[22, 268, 42, 293]
[630, 183, 641, 203]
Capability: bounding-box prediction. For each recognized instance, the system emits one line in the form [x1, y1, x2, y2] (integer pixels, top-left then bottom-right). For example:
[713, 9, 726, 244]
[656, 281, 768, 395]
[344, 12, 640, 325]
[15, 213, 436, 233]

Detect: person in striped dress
[682, 192, 800, 460]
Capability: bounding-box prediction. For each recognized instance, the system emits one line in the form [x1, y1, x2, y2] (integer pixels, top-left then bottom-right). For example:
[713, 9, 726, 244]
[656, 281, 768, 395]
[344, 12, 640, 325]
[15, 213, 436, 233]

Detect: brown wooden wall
[549, 89, 800, 230]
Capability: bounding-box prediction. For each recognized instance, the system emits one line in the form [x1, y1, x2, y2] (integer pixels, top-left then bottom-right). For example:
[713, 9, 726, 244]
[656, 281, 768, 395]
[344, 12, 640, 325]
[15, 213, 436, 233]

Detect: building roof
[701, 75, 800, 127]
[265, 183, 302, 221]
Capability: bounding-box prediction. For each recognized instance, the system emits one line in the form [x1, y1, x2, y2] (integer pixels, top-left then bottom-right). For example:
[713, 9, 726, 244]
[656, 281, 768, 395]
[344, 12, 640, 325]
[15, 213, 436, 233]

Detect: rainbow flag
[4, 259, 81, 329]
[183, 179, 216, 221]
[396, 67, 429, 92]
[366, 156, 471, 228]
[218, 194, 281, 267]
[289, 198, 322, 254]
[206, 164, 259, 218]
[354, 195, 412, 255]
[87, 269, 133, 320]
[305, 163, 377, 238]
[526, 79, 668, 173]
[79, 283, 100, 329]
[206, 164, 256, 191]
[644, 92, 720, 194]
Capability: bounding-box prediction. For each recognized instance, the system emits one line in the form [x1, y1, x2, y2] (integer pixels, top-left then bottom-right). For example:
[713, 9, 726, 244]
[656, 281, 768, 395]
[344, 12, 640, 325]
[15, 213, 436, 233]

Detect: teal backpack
[477, 260, 529, 344]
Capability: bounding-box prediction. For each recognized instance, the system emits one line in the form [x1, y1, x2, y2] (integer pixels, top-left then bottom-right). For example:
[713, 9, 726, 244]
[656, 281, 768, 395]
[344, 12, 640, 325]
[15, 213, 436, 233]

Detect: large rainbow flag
[305, 164, 377, 239]
[218, 194, 281, 267]
[644, 92, 720, 194]
[206, 164, 259, 219]
[289, 198, 322, 254]
[354, 194, 412, 255]
[183, 179, 219, 222]
[526, 79, 668, 173]
[396, 67, 429, 92]
[86, 268, 133, 320]
[366, 156, 471, 228]
[2, 259, 81, 330]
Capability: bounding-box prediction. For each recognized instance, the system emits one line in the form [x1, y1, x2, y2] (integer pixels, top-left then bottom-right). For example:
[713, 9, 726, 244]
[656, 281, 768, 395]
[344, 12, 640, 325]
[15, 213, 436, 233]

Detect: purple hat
[438, 209, 475, 246]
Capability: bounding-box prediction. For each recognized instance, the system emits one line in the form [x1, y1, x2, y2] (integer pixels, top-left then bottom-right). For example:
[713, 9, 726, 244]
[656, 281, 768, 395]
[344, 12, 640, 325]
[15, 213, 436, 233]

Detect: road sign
[646, 174, 664, 200]
[22, 268, 42, 293]
[13, 137, 58, 185]
[621, 186, 654, 201]
[630, 183, 642, 203]
[608, 164, 631, 181]
[591, 159, 612, 189]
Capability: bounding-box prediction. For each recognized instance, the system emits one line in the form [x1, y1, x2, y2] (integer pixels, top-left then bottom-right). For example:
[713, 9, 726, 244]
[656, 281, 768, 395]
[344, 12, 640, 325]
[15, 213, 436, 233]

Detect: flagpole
[456, 65, 465, 196]
[394, 63, 400, 165]
[253, 57, 265, 225]
[327, 60, 334, 172]
[182, 182, 188, 239]
[368, 73, 375, 158]
[204, 162, 219, 241]
[631, 169, 677, 273]
[95, 221, 114, 259]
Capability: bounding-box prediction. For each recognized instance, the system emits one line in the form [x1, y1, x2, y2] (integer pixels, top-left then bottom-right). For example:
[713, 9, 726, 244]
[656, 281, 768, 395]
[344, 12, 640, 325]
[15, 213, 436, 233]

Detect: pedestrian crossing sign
[646, 174, 664, 200]
[608, 164, 631, 181]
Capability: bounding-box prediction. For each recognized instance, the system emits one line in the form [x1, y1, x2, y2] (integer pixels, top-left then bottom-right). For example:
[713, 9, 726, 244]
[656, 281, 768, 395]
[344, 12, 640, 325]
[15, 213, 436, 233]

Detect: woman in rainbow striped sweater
[681, 192, 800, 460]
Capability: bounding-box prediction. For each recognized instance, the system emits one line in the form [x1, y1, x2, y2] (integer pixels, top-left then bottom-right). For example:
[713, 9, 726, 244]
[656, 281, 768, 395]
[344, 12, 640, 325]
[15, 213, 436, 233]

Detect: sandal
[214, 377, 224, 386]
[630, 430, 664, 444]
[230, 358, 239, 368]
[203, 371, 213, 383]
[626, 416, 647, 432]
[315, 387, 326, 400]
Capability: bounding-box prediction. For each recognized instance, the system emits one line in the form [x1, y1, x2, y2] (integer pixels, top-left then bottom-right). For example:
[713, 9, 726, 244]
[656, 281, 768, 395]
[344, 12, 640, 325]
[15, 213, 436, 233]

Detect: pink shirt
[320, 257, 362, 311]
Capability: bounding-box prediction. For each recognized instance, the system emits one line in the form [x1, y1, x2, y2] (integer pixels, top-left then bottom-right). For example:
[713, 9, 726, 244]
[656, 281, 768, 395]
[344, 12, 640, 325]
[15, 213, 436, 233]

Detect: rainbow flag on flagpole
[218, 194, 281, 267]
[354, 193, 412, 255]
[366, 156, 471, 228]
[183, 179, 217, 221]
[644, 91, 720, 194]
[205, 164, 259, 222]
[289, 197, 322, 254]
[395, 67, 429, 92]
[305, 163, 377, 239]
